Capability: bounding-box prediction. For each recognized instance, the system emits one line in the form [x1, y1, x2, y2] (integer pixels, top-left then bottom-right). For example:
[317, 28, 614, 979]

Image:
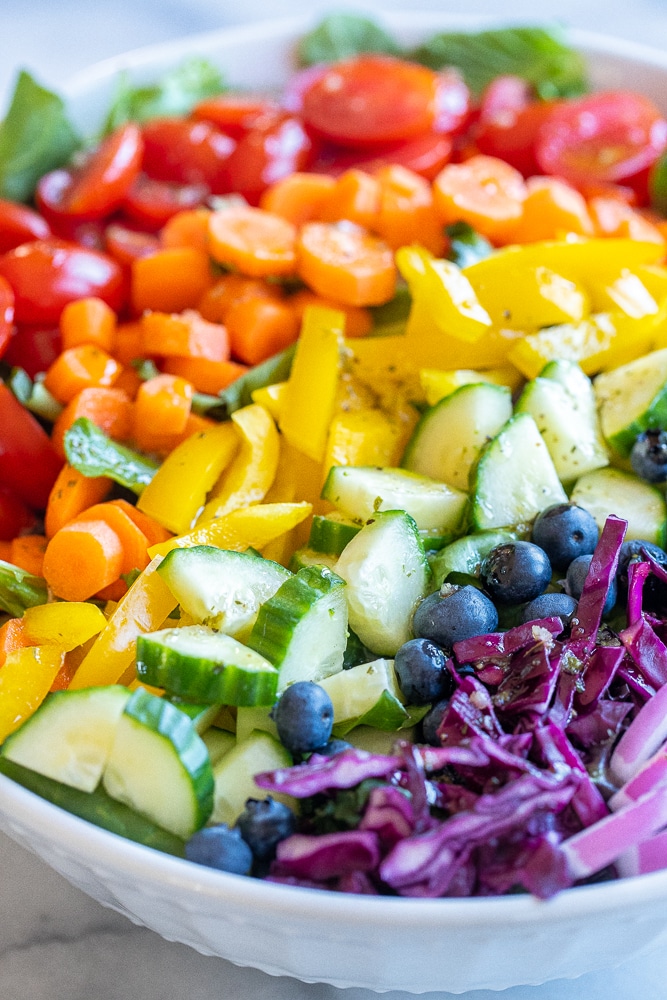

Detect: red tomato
[0, 275, 14, 359]
[192, 94, 278, 138]
[141, 118, 236, 191]
[0, 483, 36, 540]
[105, 223, 161, 266]
[280, 64, 328, 114]
[36, 124, 144, 222]
[122, 174, 210, 230]
[478, 75, 533, 125]
[222, 112, 317, 205]
[0, 383, 63, 510]
[0, 200, 51, 254]
[313, 131, 453, 181]
[0, 239, 125, 325]
[535, 90, 667, 191]
[3, 324, 61, 378]
[476, 99, 561, 177]
[301, 55, 463, 148]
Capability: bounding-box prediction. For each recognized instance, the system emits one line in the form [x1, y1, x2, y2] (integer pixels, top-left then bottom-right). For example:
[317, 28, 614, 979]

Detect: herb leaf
[298, 13, 401, 66]
[0, 71, 79, 202]
[0, 559, 48, 618]
[445, 222, 494, 269]
[64, 417, 159, 494]
[195, 343, 297, 422]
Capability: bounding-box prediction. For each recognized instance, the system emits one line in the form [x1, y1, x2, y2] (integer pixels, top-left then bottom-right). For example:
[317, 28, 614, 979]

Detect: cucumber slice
[210, 729, 293, 826]
[515, 361, 609, 483]
[201, 727, 235, 766]
[163, 697, 221, 734]
[469, 413, 567, 531]
[0, 686, 130, 793]
[288, 547, 338, 572]
[334, 509, 430, 657]
[322, 465, 468, 534]
[570, 467, 667, 547]
[136, 626, 279, 707]
[430, 529, 519, 588]
[102, 687, 214, 839]
[308, 512, 362, 556]
[402, 382, 512, 491]
[319, 658, 409, 736]
[247, 565, 348, 689]
[235, 705, 279, 745]
[157, 545, 291, 637]
[593, 348, 667, 456]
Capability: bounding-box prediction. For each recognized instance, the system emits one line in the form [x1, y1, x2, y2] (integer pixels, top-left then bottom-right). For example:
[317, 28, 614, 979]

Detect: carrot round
[296, 221, 396, 306]
[50, 386, 133, 459]
[44, 344, 122, 405]
[141, 309, 229, 361]
[160, 207, 212, 251]
[59, 296, 117, 352]
[133, 374, 193, 450]
[374, 163, 445, 255]
[42, 519, 124, 601]
[259, 172, 336, 226]
[509, 176, 594, 243]
[76, 502, 151, 577]
[162, 356, 248, 394]
[208, 205, 297, 277]
[433, 153, 527, 244]
[45, 463, 113, 538]
[288, 289, 372, 339]
[225, 297, 300, 365]
[131, 247, 213, 314]
[198, 273, 283, 324]
[9, 535, 48, 577]
[318, 169, 381, 229]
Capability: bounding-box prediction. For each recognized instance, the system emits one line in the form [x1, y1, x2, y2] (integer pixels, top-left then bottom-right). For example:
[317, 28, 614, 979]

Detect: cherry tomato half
[122, 174, 210, 230]
[0, 483, 36, 541]
[535, 90, 667, 190]
[192, 94, 278, 138]
[0, 274, 14, 359]
[141, 118, 236, 191]
[104, 223, 161, 266]
[0, 382, 63, 510]
[222, 112, 317, 205]
[313, 131, 453, 181]
[0, 239, 126, 325]
[476, 99, 562, 178]
[0, 199, 51, 254]
[3, 324, 62, 378]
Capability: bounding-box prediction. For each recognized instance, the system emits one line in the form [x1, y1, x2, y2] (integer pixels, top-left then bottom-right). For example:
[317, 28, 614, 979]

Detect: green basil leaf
[0, 559, 48, 618]
[64, 417, 159, 495]
[0, 71, 80, 202]
[369, 285, 412, 337]
[196, 343, 297, 422]
[445, 222, 494, 269]
[298, 13, 400, 66]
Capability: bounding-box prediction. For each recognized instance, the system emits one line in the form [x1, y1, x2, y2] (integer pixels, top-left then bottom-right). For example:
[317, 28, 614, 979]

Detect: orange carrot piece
[162, 356, 248, 394]
[107, 499, 173, 546]
[45, 463, 113, 539]
[198, 274, 283, 324]
[129, 410, 217, 459]
[131, 247, 213, 314]
[133, 374, 193, 452]
[288, 289, 373, 339]
[43, 518, 124, 601]
[59, 297, 117, 352]
[9, 534, 48, 576]
[373, 163, 446, 255]
[588, 197, 666, 243]
[51, 386, 133, 459]
[111, 320, 145, 367]
[111, 366, 142, 400]
[433, 153, 527, 244]
[0, 618, 32, 668]
[76, 502, 151, 577]
[296, 221, 396, 307]
[259, 172, 337, 226]
[44, 344, 123, 405]
[141, 309, 229, 361]
[225, 297, 300, 366]
[0, 540, 11, 562]
[508, 175, 594, 243]
[318, 169, 381, 230]
[50, 652, 82, 692]
[160, 207, 212, 251]
[208, 205, 297, 277]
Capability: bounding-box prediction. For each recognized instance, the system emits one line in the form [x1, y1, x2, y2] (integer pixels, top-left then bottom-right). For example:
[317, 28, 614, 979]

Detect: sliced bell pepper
[0, 645, 65, 741]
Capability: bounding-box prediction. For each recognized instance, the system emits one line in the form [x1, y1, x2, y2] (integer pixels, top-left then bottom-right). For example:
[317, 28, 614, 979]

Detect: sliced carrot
[373, 163, 446, 255]
[50, 652, 82, 692]
[160, 207, 212, 251]
[59, 296, 117, 352]
[141, 309, 229, 361]
[130, 410, 217, 458]
[433, 153, 527, 244]
[111, 320, 145, 367]
[95, 578, 129, 602]
[288, 289, 372, 339]
[45, 463, 113, 538]
[0, 618, 32, 668]
[131, 247, 213, 314]
[0, 540, 11, 562]
[76, 502, 150, 577]
[9, 534, 48, 576]
[162, 356, 248, 394]
[296, 221, 396, 307]
[509, 175, 594, 243]
[259, 172, 337, 226]
[225, 297, 301, 366]
[133, 374, 193, 454]
[43, 518, 124, 601]
[44, 344, 123, 405]
[208, 205, 297, 277]
[578, 181, 637, 205]
[588, 197, 666, 244]
[51, 386, 133, 459]
[112, 366, 142, 400]
[198, 273, 283, 324]
[318, 169, 381, 230]
[107, 499, 173, 546]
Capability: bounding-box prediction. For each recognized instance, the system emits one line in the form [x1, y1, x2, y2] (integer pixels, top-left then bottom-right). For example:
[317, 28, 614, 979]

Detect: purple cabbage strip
[359, 785, 415, 849]
[575, 644, 625, 709]
[627, 560, 651, 625]
[568, 515, 627, 655]
[618, 616, 667, 689]
[493, 640, 562, 716]
[397, 741, 432, 833]
[272, 830, 381, 881]
[453, 617, 564, 666]
[533, 722, 608, 827]
[254, 748, 401, 797]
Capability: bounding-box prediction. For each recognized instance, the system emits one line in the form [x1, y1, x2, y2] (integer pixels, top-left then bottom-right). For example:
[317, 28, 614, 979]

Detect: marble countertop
[3, 2, 667, 997]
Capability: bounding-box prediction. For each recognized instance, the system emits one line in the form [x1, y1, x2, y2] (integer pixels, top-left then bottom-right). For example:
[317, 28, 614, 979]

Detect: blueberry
[421, 697, 451, 746]
[314, 737, 353, 757]
[273, 681, 334, 754]
[565, 553, 617, 615]
[412, 584, 498, 649]
[394, 637, 455, 705]
[480, 541, 552, 605]
[235, 796, 296, 861]
[531, 503, 599, 570]
[521, 591, 578, 625]
[630, 429, 667, 483]
[617, 538, 667, 614]
[185, 824, 253, 875]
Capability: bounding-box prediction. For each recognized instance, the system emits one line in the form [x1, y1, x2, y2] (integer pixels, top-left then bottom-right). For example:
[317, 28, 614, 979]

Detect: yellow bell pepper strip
[279, 306, 344, 462]
[148, 502, 313, 559]
[68, 556, 177, 690]
[465, 262, 590, 330]
[22, 601, 107, 651]
[635, 264, 667, 307]
[419, 366, 524, 405]
[396, 245, 492, 343]
[0, 646, 65, 742]
[324, 409, 406, 470]
[250, 381, 287, 421]
[137, 421, 239, 535]
[587, 269, 659, 319]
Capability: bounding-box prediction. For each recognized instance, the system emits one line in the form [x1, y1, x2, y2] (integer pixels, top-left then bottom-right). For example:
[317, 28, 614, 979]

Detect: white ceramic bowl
[4, 13, 667, 994]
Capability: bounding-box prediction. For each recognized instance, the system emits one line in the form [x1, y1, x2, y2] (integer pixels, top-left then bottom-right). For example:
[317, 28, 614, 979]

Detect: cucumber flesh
[319, 658, 409, 736]
[210, 729, 293, 827]
[430, 529, 518, 588]
[201, 727, 235, 767]
[594, 347, 667, 457]
[0, 686, 130, 793]
[570, 467, 667, 547]
[288, 547, 338, 572]
[308, 512, 361, 556]
[235, 705, 278, 745]
[334, 509, 430, 657]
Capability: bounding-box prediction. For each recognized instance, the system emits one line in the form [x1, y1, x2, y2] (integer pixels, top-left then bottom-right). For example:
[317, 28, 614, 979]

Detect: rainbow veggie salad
[4, 14, 667, 899]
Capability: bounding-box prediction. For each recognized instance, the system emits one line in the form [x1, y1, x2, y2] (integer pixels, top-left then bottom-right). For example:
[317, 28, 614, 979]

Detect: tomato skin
[313, 131, 453, 181]
[478, 75, 533, 125]
[535, 90, 667, 192]
[0, 483, 36, 541]
[0, 275, 14, 359]
[141, 118, 236, 191]
[222, 112, 317, 205]
[0, 239, 126, 325]
[192, 94, 278, 138]
[0, 200, 51, 254]
[476, 99, 561, 177]
[0, 382, 63, 510]
[104, 223, 161, 266]
[122, 174, 210, 230]
[2, 324, 61, 378]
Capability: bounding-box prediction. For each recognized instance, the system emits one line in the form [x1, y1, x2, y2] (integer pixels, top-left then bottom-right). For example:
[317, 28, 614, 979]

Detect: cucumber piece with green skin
[235, 705, 278, 745]
[430, 529, 519, 588]
[594, 347, 667, 457]
[516, 361, 609, 484]
[570, 467, 667, 547]
[319, 658, 409, 737]
[137, 626, 279, 707]
[402, 382, 513, 492]
[0, 757, 186, 857]
[163, 697, 221, 734]
[247, 564, 348, 689]
[288, 547, 338, 572]
[308, 512, 362, 556]
[157, 545, 291, 637]
[334, 509, 430, 657]
[469, 413, 567, 531]
[201, 727, 235, 767]
[322, 465, 468, 533]
[210, 729, 293, 826]
[102, 687, 214, 839]
[0, 686, 130, 793]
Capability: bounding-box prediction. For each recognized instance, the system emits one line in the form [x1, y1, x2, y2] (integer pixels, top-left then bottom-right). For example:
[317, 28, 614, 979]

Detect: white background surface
[3, 2, 667, 998]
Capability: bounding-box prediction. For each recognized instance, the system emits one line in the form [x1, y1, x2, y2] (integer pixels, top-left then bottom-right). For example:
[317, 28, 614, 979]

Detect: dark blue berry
[315, 737, 353, 757]
[235, 796, 296, 861]
[531, 503, 599, 570]
[394, 637, 455, 705]
[617, 538, 667, 614]
[630, 429, 667, 483]
[412, 584, 498, 649]
[272, 681, 334, 754]
[480, 541, 552, 604]
[565, 554, 617, 615]
[185, 824, 253, 874]
[421, 697, 451, 746]
[521, 591, 578, 625]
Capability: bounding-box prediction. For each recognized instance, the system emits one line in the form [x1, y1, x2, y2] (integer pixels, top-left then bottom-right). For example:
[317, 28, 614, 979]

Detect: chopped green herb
[298, 14, 400, 66]
[64, 417, 159, 495]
